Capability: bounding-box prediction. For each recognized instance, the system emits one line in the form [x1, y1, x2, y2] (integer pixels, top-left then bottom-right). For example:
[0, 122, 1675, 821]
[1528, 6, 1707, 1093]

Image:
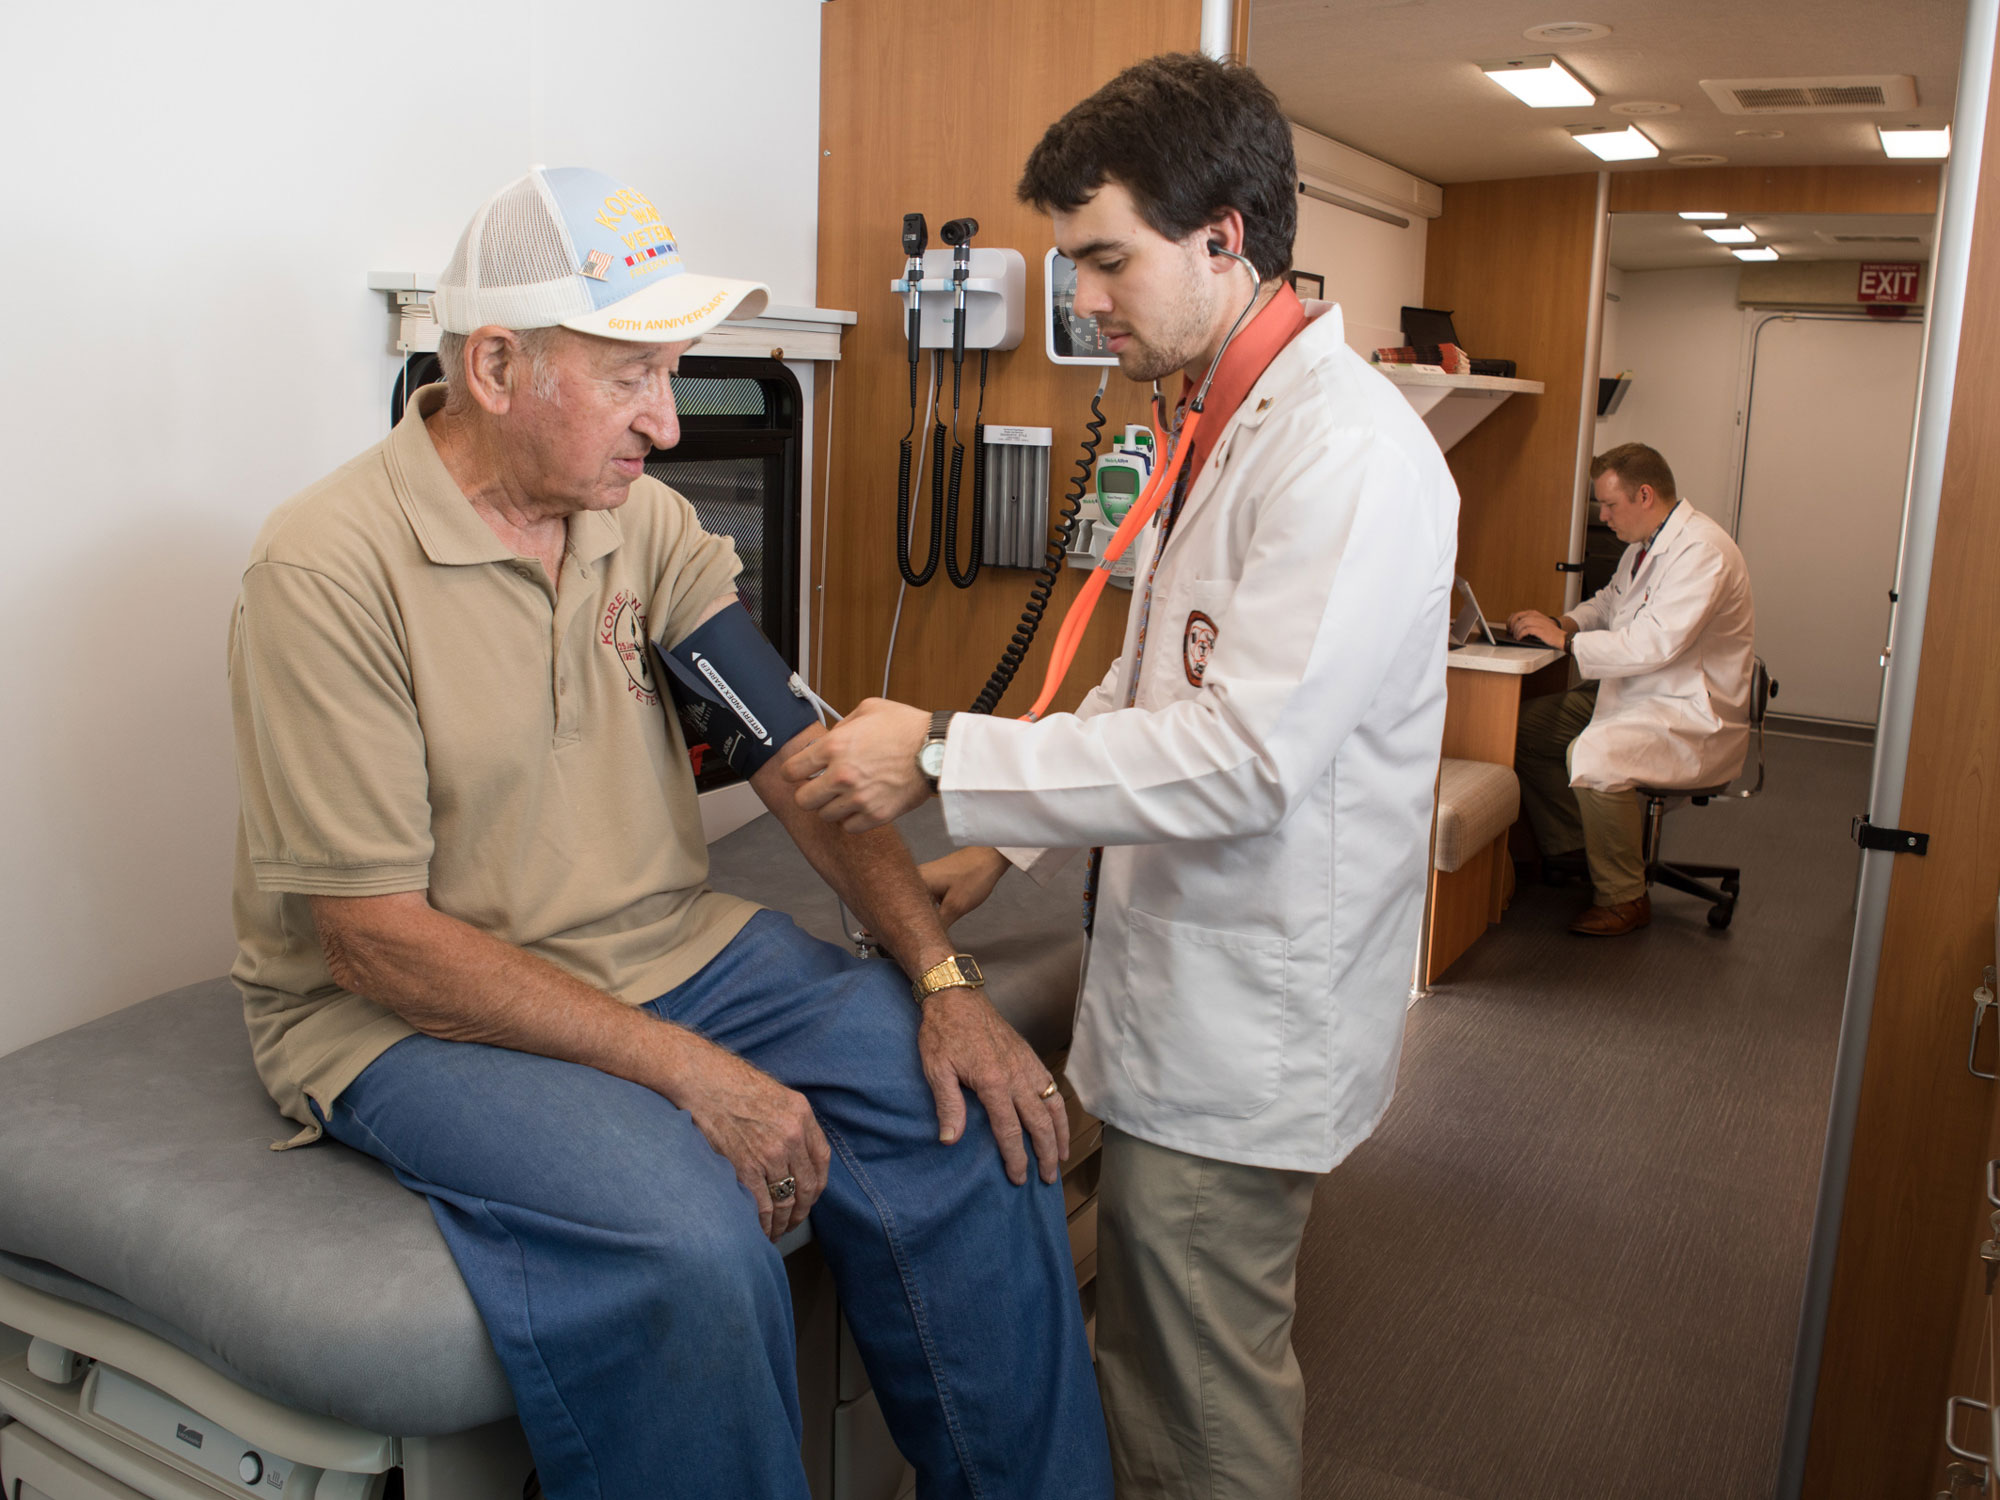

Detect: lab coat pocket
[1118, 907, 1289, 1118]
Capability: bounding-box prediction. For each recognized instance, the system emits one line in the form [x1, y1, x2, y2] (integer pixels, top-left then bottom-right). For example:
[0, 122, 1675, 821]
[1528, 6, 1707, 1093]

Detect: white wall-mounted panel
[1735, 315, 1923, 724]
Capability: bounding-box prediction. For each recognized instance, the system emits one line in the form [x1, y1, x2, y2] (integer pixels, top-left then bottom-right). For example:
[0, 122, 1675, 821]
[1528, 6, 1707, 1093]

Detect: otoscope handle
[941, 218, 977, 365]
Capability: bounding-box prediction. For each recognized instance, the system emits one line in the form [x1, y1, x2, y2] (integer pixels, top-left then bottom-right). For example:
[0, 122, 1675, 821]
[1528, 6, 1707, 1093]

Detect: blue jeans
[317, 911, 1109, 1500]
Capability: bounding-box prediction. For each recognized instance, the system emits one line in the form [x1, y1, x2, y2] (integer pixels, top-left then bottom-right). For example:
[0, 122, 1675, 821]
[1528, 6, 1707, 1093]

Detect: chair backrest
[1739, 656, 1776, 798]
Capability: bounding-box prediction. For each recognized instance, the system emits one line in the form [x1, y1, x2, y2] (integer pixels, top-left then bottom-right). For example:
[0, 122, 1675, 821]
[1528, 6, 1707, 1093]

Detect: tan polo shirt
[229, 383, 758, 1143]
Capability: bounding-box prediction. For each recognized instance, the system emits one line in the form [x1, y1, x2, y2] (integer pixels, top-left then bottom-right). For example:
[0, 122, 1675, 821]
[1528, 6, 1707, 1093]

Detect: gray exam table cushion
[0, 802, 1083, 1437]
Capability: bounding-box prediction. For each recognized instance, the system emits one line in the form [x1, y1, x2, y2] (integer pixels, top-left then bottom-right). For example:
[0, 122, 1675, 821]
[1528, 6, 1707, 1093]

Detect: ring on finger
[1037, 1078, 1060, 1100]
[769, 1176, 798, 1203]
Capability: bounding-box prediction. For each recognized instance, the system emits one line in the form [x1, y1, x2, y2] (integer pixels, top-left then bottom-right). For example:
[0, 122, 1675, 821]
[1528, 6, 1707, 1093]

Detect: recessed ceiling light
[1612, 101, 1681, 116]
[1523, 21, 1612, 43]
[1569, 124, 1659, 160]
[1879, 126, 1951, 159]
[1679, 212, 1729, 220]
[1671, 154, 1730, 166]
[1482, 55, 1596, 107]
[1733, 247, 1780, 262]
[1703, 226, 1756, 243]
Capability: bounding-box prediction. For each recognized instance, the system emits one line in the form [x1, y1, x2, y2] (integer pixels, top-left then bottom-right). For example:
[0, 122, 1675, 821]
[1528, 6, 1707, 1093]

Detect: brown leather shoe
[1570, 894, 1651, 936]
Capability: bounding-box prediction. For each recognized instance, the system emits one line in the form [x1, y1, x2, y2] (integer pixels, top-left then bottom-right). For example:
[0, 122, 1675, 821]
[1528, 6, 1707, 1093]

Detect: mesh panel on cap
[473, 176, 576, 289]
[436, 173, 594, 332]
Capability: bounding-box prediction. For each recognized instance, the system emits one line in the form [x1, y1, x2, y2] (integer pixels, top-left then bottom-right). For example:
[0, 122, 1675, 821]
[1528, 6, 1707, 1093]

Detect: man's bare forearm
[752, 726, 957, 980]
[310, 892, 709, 1097]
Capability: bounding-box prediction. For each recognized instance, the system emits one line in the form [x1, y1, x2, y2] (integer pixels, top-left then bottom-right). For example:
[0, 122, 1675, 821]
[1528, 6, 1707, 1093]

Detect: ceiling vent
[1813, 231, 1926, 245]
[1699, 75, 1918, 114]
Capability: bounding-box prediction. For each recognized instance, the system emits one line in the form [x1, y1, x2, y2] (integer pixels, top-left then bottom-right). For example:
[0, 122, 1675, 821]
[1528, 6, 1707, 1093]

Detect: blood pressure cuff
[655, 603, 818, 776]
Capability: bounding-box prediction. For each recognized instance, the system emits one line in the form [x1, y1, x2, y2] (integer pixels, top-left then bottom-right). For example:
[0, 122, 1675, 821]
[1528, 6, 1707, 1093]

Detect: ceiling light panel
[1569, 125, 1659, 161]
[1878, 126, 1951, 159]
[1679, 212, 1728, 221]
[1481, 55, 1596, 108]
[1703, 226, 1756, 243]
[1733, 248, 1780, 262]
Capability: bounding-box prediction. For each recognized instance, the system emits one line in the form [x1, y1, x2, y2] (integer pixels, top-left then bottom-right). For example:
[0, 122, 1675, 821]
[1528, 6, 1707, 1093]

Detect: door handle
[1970, 986, 1997, 1080]
[1946, 1395, 1992, 1464]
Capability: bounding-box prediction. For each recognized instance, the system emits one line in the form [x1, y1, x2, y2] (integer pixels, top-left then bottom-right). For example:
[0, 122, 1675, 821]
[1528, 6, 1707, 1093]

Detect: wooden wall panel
[1802, 26, 2000, 1493]
[1422, 174, 1601, 621]
[814, 1, 1201, 715]
[1608, 163, 1941, 216]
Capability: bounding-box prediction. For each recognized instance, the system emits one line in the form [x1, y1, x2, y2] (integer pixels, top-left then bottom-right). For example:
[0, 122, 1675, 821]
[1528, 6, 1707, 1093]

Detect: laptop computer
[1449, 577, 1555, 650]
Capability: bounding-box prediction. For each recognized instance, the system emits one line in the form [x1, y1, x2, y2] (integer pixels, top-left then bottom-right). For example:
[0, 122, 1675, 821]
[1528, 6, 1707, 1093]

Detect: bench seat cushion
[0, 803, 1084, 1436]
[1433, 758, 1521, 874]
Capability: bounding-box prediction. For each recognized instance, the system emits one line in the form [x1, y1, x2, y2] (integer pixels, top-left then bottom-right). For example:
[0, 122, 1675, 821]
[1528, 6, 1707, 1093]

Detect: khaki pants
[1094, 1125, 1320, 1500]
[1514, 684, 1647, 905]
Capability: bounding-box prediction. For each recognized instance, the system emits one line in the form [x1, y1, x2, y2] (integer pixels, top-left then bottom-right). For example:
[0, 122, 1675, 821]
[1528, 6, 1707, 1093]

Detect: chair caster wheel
[1708, 903, 1735, 930]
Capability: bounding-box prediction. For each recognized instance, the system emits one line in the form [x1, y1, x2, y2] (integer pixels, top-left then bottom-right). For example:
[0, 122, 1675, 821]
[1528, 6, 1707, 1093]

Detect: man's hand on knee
[918, 990, 1069, 1187]
[673, 1040, 831, 1241]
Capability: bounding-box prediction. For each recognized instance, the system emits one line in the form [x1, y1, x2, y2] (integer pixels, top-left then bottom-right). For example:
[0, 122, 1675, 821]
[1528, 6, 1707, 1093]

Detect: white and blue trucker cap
[434, 167, 769, 341]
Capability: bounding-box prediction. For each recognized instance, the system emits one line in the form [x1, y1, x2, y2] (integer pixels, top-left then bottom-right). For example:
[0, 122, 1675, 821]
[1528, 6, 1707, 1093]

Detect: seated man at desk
[1507, 443, 1755, 936]
[227, 167, 1107, 1499]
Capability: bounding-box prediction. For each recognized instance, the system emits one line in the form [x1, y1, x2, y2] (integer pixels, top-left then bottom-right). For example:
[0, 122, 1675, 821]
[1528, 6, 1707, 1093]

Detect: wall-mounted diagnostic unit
[1045, 249, 1118, 366]
[890, 247, 1026, 352]
[1066, 425, 1160, 589]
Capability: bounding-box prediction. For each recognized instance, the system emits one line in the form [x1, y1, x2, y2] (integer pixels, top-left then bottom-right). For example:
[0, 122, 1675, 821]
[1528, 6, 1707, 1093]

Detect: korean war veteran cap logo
[433, 167, 770, 343]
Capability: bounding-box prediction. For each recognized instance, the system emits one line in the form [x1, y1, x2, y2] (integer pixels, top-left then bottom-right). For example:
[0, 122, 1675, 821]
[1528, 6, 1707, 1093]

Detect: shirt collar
[1175, 281, 1310, 475]
[385, 384, 624, 569]
[1636, 500, 1680, 557]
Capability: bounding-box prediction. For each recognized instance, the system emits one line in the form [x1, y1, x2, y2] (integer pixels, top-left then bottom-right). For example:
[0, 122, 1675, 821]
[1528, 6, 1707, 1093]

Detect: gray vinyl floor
[1296, 735, 1870, 1500]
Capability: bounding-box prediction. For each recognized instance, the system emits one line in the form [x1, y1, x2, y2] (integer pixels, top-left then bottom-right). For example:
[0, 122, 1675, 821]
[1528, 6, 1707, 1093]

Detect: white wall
[0, 2, 824, 1058]
[1590, 266, 1745, 524]
[1292, 193, 1429, 359]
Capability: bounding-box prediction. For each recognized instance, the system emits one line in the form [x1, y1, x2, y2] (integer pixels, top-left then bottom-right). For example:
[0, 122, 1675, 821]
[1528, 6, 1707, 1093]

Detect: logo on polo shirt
[1184, 610, 1218, 687]
[601, 591, 659, 706]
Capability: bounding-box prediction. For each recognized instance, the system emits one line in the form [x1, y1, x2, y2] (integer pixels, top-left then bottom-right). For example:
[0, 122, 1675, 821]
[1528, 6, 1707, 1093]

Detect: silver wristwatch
[916, 710, 955, 794]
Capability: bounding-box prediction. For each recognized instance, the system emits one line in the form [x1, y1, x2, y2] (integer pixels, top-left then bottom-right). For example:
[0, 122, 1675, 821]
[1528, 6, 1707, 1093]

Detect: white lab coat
[941, 304, 1459, 1173]
[1567, 502, 1756, 794]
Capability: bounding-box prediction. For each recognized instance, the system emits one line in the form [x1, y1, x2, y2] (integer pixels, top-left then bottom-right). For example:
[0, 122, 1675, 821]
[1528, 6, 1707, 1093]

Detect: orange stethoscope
[1018, 243, 1264, 723]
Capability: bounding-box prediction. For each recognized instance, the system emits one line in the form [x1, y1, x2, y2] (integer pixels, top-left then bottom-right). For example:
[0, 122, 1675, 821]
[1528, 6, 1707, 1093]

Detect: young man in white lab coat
[1507, 443, 1756, 935]
[786, 53, 1460, 1499]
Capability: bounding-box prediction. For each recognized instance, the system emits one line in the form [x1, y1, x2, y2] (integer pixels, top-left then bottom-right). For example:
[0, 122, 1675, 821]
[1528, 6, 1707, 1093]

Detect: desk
[1418, 644, 1566, 989]
[1444, 643, 1566, 758]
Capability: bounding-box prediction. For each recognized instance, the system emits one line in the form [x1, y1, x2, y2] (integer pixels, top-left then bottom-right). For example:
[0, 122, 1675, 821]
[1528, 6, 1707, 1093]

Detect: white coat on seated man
[1507, 442, 1756, 937]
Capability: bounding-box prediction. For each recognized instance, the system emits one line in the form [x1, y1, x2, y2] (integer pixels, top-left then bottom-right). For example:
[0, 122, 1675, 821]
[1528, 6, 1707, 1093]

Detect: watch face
[956, 955, 984, 985]
[920, 741, 948, 776]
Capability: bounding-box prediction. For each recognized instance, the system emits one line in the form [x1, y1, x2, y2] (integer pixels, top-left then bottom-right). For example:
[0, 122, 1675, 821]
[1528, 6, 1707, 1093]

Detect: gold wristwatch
[911, 953, 985, 1004]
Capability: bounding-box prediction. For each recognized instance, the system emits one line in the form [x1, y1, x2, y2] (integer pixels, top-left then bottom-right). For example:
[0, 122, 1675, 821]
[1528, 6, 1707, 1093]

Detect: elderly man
[1507, 442, 1756, 935]
[227, 167, 1109, 1500]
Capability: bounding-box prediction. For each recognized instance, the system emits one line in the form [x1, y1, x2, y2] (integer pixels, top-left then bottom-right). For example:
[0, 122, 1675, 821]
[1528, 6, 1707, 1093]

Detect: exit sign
[1858, 262, 1922, 303]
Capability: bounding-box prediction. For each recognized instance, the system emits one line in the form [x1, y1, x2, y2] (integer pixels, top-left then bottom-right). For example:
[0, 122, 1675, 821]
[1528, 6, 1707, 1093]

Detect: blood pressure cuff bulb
[655, 603, 818, 776]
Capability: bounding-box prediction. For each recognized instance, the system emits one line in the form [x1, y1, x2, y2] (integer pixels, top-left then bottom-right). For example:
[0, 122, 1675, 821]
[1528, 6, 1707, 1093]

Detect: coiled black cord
[944, 350, 989, 589]
[896, 350, 940, 586]
[969, 371, 1109, 714]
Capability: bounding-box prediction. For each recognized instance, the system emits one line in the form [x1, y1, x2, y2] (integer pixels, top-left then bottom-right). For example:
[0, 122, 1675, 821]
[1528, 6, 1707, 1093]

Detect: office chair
[1633, 658, 1777, 930]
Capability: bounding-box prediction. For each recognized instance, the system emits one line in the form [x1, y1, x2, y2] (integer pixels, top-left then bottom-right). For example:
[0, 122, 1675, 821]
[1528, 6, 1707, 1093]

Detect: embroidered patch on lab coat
[1184, 611, 1218, 686]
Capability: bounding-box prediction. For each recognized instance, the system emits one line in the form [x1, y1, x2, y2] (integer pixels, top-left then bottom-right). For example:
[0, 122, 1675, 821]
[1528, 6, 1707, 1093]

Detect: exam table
[0, 805, 1095, 1500]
